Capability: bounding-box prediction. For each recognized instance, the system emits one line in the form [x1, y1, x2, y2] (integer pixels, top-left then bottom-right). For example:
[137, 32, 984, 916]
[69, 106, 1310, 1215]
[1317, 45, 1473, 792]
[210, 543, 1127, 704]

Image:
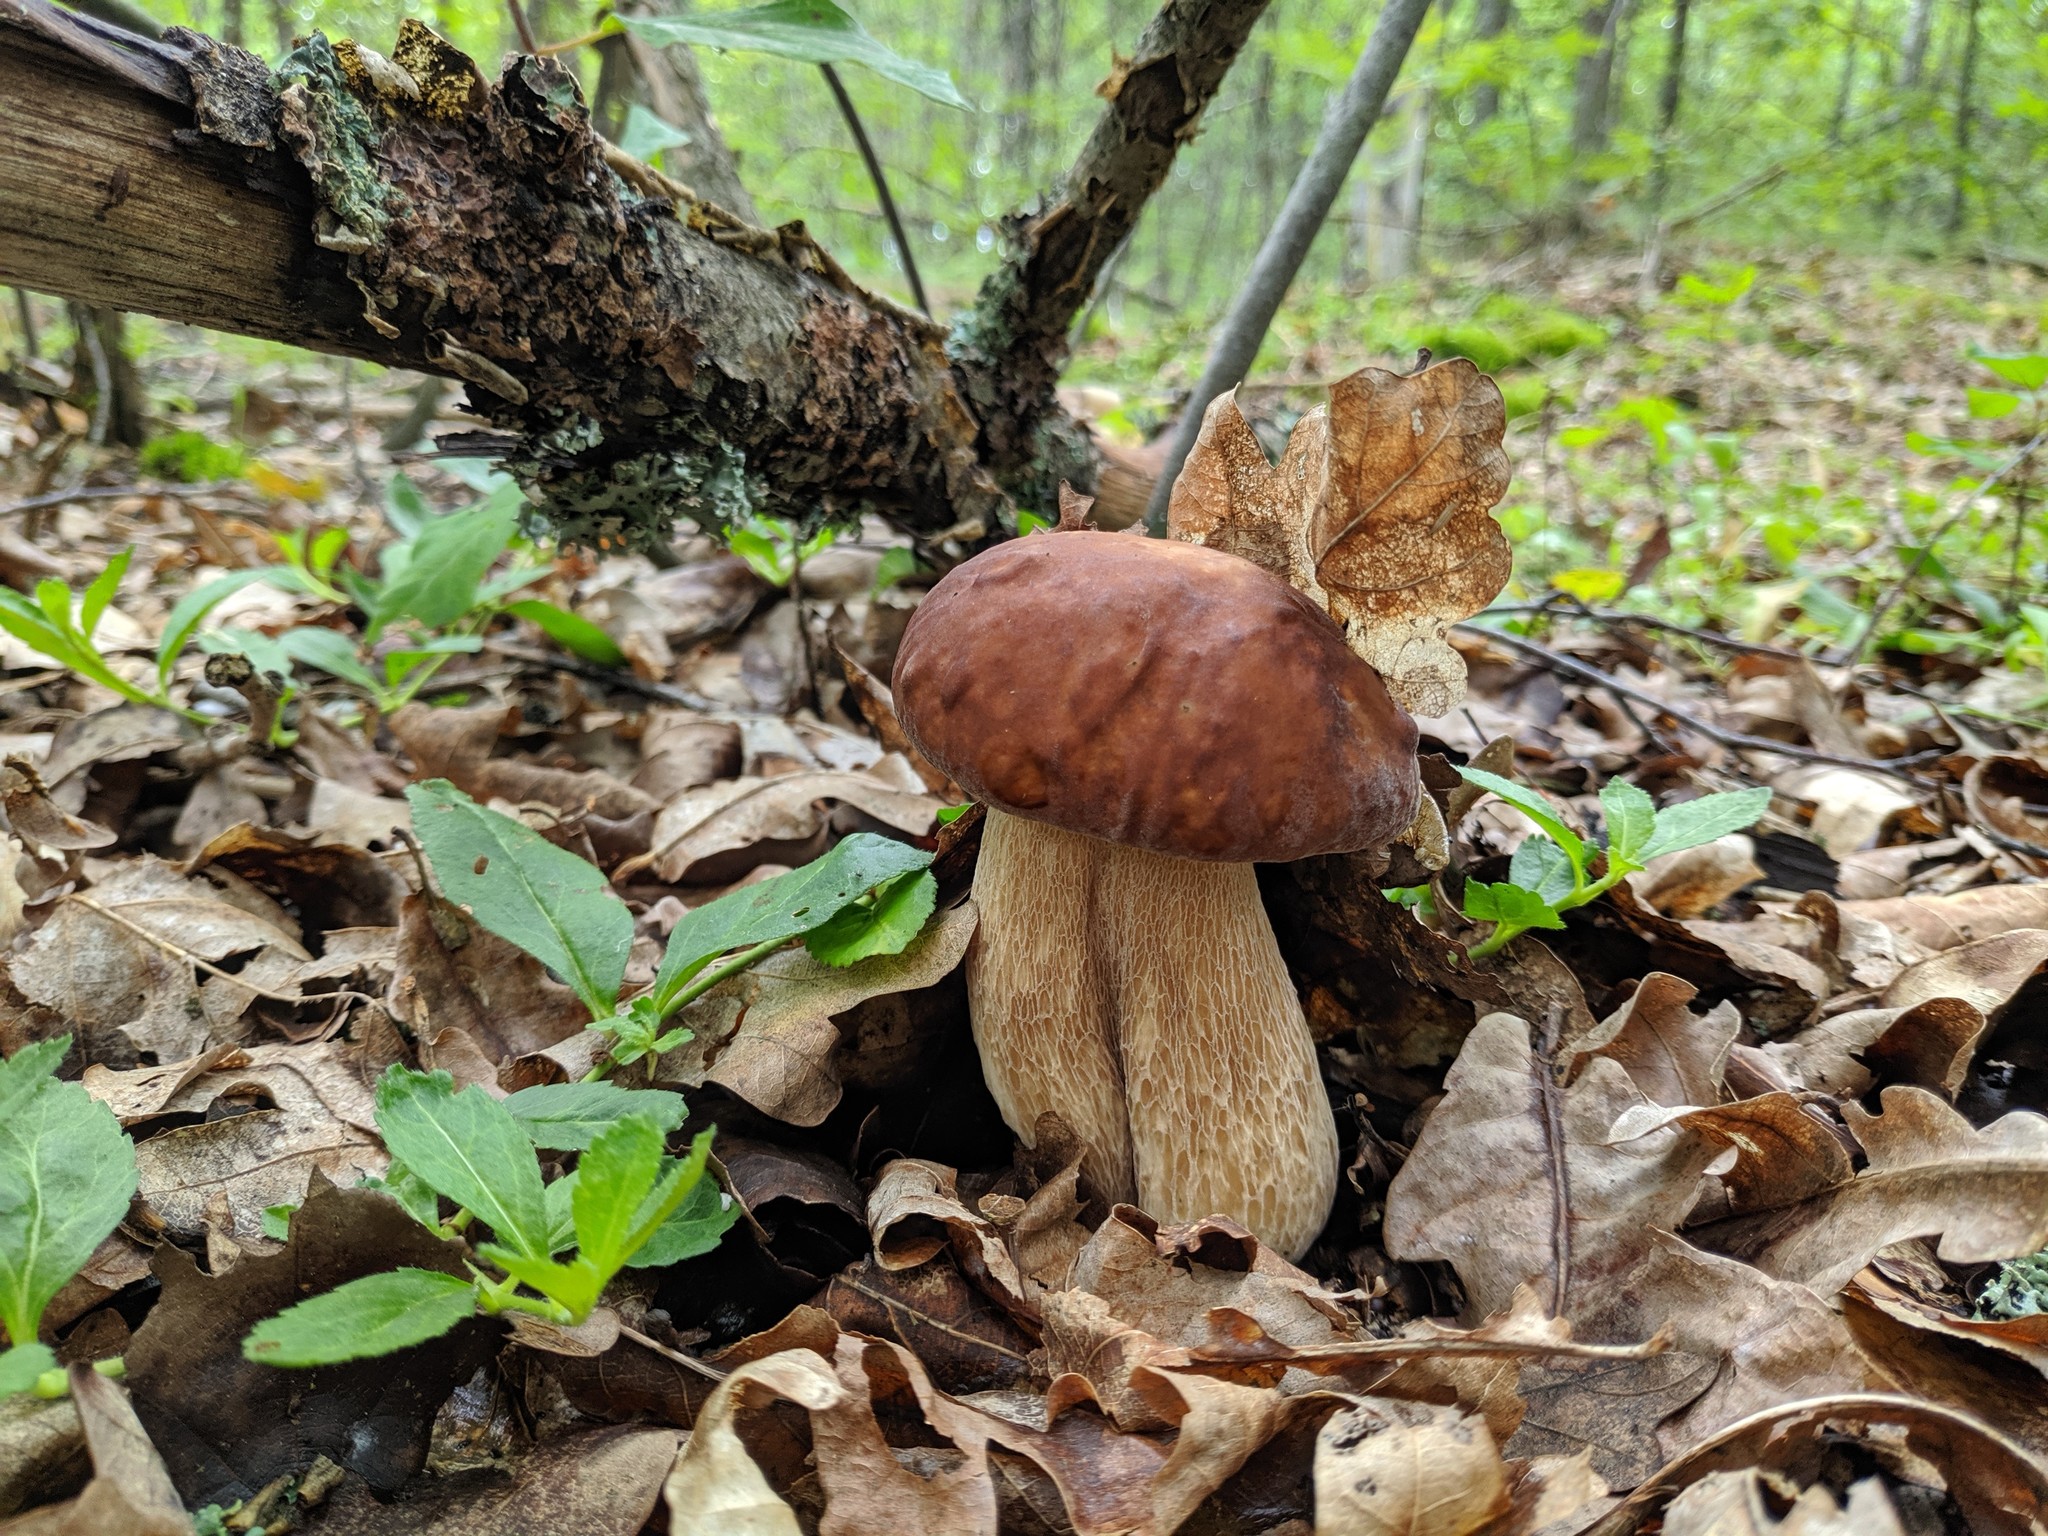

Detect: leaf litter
[1, 333, 2048, 1536]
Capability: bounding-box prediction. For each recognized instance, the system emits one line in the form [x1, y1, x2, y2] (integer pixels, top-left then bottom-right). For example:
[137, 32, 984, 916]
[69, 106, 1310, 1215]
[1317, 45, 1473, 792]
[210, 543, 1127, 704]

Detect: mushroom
[891, 525, 1420, 1259]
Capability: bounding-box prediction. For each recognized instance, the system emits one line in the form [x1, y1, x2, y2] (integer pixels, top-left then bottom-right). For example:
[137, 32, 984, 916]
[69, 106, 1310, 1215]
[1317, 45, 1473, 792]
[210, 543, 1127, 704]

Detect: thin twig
[0, 482, 234, 519]
[480, 639, 728, 713]
[1481, 597, 1818, 662]
[1457, 623, 1947, 779]
[618, 1322, 727, 1381]
[504, 0, 540, 55]
[1838, 424, 2048, 670]
[819, 63, 929, 318]
[65, 893, 377, 1013]
[835, 1274, 1033, 1362]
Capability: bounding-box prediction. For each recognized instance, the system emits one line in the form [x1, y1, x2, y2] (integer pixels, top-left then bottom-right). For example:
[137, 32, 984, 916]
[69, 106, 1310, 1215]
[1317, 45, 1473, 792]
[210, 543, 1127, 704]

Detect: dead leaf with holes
[8, 856, 310, 1061]
[1312, 1397, 1509, 1536]
[1166, 361, 1510, 721]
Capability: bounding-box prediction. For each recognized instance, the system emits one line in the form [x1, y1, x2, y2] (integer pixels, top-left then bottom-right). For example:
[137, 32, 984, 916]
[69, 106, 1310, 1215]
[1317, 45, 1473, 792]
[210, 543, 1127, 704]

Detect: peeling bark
[0, 0, 1258, 547]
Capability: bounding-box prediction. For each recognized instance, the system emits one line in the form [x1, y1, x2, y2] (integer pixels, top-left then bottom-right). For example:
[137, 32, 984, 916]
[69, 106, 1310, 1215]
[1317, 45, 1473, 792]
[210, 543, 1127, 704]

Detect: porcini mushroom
[891, 526, 1420, 1259]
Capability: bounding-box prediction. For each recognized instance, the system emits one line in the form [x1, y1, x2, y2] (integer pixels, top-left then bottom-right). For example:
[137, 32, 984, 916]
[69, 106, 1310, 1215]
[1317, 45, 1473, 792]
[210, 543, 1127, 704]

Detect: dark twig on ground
[1458, 623, 1948, 780]
[1, 480, 234, 518]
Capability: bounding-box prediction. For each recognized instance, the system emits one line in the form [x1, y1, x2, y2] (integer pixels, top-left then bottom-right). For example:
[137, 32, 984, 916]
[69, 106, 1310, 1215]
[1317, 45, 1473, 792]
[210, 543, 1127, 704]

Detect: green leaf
[1461, 880, 1567, 930]
[368, 489, 521, 637]
[277, 625, 379, 691]
[1599, 779, 1658, 872]
[933, 803, 971, 825]
[1637, 787, 1771, 863]
[1455, 768, 1587, 875]
[405, 780, 633, 1020]
[570, 1115, 668, 1277]
[803, 869, 936, 966]
[157, 568, 286, 687]
[651, 833, 931, 1010]
[871, 546, 920, 594]
[374, 1067, 551, 1262]
[242, 1268, 477, 1367]
[503, 599, 627, 667]
[362, 1158, 443, 1230]
[1969, 388, 2021, 420]
[0, 590, 77, 667]
[626, 1171, 738, 1268]
[0, 1035, 138, 1347]
[1507, 835, 1578, 907]
[78, 549, 130, 640]
[621, 2, 971, 108]
[1973, 351, 2048, 392]
[0, 1342, 56, 1397]
[617, 101, 693, 164]
[502, 1082, 688, 1151]
[260, 1204, 295, 1241]
[385, 473, 432, 538]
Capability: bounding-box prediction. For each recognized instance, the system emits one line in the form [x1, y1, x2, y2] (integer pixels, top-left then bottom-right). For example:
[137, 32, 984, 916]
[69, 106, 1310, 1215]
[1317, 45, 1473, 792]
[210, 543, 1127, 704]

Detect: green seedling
[242, 1066, 735, 1366]
[1449, 769, 1770, 958]
[0, 1036, 138, 1399]
[401, 780, 939, 1078]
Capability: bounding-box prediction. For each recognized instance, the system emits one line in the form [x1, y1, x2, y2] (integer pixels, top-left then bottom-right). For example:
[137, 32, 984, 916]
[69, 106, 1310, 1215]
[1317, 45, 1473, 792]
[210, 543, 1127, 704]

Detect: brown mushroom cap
[892, 530, 1421, 862]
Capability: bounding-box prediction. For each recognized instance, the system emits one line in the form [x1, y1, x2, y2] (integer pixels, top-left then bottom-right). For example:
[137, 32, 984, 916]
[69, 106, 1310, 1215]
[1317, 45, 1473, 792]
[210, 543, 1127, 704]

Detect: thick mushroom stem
[968, 809, 1340, 1260]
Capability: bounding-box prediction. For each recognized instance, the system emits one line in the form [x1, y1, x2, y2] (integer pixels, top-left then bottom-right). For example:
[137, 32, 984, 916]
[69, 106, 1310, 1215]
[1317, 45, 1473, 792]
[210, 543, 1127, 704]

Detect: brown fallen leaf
[640, 769, 940, 883]
[307, 1425, 678, 1536]
[1701, 1086, 2048, 1297]
[1659, 1470, 1906, 1536]
[1748, 995, 1986, 1101]
[124, 1176, 491, 1508]
[388, 701, 659, 822]
[1383, 1012, 1716, 1324]
[659, 1351, 829, 1534]
[1842, 1274, 2048, 1461]
[1586, 1394, 2048, 1536]
[1841, 884, 2048, 951]
[0, 1392, 86, 1521]
[38, 706, 187, 797]
[1881, 926, 2048, 1015]
[1965, 754, 2048, 854]
[0, 758, 113, 851]
[867, 1157, 1029, 1315]
[6, 1368, 189, 1536]
[630, 709, 743, 800]
[1606, 1094, 1853, 1217]
[186, 821, 408, 933]
[9, 857, 310, 1062]
[1166, 388, 1328, 601]
[1312, 1397, 1509, 1536]
[1575, 972, 1739, 1109]
[1627, 835, 1764, 919]
[388, 889, 590, 1069]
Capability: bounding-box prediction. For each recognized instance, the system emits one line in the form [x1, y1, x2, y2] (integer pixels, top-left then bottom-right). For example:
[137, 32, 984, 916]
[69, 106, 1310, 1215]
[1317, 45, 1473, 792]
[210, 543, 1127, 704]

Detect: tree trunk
[1469, 0, 1511, 124]
[1637, 0, 1689, 295]
[1900, 0, 1935, 88]
[0, 0, 1271, 547]
[1570, 0, 1626, 162]
[1945, 0, 1979, 236]
[1830, 0, 1864, 143]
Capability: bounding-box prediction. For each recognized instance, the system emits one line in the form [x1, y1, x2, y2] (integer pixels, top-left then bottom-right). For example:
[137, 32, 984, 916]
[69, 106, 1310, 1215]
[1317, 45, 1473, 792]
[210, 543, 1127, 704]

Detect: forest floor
[2, 247, 2048, 1535]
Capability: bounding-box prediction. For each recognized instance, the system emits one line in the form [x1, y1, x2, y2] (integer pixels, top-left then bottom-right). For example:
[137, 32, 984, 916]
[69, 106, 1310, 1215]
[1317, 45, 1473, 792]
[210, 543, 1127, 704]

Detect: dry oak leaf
[1841, 883, 2048, 952]
[1880, 925, 2048, 1016]
[643, 768, 941, 882]
[1312, 360, 1512, 719]
[1311, 1397, 1509, 1536]
[10, 857, 310, 1061]
[1705, 1087, 2048, 1297]
[1166, 388, 1328, 602]
[1383, 1012, 1716, 1325]
[98, 1042, 385, 1244]
[1574, 972, 1739, 1110]
[10, 1367, 190, 1536]
[1659, 1470, 1907, 1536]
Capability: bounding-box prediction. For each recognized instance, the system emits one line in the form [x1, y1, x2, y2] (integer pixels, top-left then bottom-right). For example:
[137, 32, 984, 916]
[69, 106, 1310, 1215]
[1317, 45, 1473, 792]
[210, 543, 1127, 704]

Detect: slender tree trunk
[218, 0, 242, 49]
[1570, 0, 1626, 162]
[1945, 0, 1979, 236]
[71, 304, 143, 447]
[1900, 0, 1935, 88]
[1000, 0, 1037, 180]
[1469, 0, 1511, 123]
[1144, 0, 1437, 530]
[1830, 0, 1864, 142]
[1638, 0, 1689, 295]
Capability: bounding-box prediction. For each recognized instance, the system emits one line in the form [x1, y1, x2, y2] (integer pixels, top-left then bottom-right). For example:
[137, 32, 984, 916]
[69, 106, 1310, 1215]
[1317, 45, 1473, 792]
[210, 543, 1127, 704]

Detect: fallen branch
[1457, 623, 1947, 780]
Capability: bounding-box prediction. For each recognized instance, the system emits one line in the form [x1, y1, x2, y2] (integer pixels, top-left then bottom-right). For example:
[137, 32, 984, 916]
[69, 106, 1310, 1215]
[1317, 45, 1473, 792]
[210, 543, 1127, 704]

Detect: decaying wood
[0, 0, 1257, 549]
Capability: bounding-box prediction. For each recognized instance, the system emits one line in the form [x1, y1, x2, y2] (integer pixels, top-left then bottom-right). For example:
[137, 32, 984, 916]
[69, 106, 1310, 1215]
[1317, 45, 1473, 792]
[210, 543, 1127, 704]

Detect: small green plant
[402, 780, 938, 1076]
[1446, 769, 1770, 958]
[0, 1036, 137, 1399]
[242, 1066, 732, 1364]
[138, 428, 247, 483]
[726, 513, 837, 587]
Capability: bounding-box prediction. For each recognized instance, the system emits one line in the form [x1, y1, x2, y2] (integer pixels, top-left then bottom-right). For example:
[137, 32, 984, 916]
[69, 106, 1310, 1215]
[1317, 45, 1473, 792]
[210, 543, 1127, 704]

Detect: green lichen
[1979, 1251, 2048, 1319]
[275, 34, 398, 254]
[502, 419, 755, 555]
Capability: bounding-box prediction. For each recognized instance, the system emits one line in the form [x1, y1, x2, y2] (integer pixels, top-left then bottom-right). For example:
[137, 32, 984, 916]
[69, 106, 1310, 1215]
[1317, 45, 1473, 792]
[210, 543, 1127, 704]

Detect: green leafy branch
[402, 780, 937, 1080]
[243, 1067, 736, 1366]
[1452, 768, 1770, 958]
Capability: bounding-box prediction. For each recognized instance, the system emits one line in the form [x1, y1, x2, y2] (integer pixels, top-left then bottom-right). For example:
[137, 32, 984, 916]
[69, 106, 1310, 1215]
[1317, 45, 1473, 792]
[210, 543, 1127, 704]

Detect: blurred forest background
[6, 0, 2048, 655]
